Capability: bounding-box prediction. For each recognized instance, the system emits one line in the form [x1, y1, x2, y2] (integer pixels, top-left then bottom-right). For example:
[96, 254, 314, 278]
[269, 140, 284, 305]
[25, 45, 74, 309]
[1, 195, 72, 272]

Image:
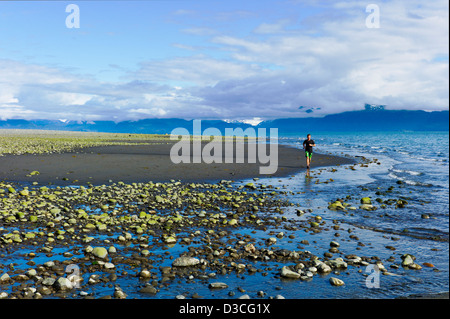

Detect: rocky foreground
[0, 177, 430, 300]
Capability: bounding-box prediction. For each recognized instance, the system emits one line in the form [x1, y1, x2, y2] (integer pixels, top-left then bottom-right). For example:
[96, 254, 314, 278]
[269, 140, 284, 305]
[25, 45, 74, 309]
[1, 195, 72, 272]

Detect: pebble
[209, 282, 228, 289]
[113, 286, 127, 299]
[54, 277, 73, 291]
[329, 277, 345, 286]
[139, 285, 158, 294]
[172, 257, 200, 267]
[92, 247, 108, 259]
[280, 266, 301, 279]
[330, 241, 340, 247]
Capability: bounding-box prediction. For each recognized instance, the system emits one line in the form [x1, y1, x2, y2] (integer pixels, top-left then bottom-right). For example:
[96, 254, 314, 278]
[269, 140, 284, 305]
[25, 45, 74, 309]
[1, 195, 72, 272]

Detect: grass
[0, 129, 256, 156]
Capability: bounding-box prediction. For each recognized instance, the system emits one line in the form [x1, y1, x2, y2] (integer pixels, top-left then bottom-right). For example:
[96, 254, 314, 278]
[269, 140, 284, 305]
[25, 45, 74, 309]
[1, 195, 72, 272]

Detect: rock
[360, 204, 375, 211]
[238, 294, 250, 299]
[29, 215, 38, 223]
[408, 263, 422, 270]
[361, 197, 371, 204]
[88, 275, 100, 285]
[42, 277, 56, 286]
[0, 273, 11, 284]
[104, 262, 115, 269]
[327, 258, 348, 269]
[113, 286, 127, 299]
[163, 236, 177, 244]
[141, 249, 150, 257]
[54, 277, 73, 291]
[329, 277, 345, 286]
[280, 266, 300, 279]
[244, 243, 256, 253]
[423, 262, 435, 268]
[0, 292, 8, 299]
[267, 237, 277, 245]
[317, 262, 332, 273]
[92, 247, 108, 259]
[26, 269, 37, 277]
[330, 241, 340, 247]
[328, 201, 346, 211]
[172, 257, 200, 267]
[139, 285, 158, 294]
[209, 282, 228, 289]
[228, 219, 238, 226]
[139, 270, 152, 279]
[19, 190, 29, 196]
[401, 254, 415, 267]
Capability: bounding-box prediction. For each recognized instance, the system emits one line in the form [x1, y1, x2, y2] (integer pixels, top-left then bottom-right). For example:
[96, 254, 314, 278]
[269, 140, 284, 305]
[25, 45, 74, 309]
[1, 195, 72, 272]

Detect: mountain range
[0, 109, 448, 135]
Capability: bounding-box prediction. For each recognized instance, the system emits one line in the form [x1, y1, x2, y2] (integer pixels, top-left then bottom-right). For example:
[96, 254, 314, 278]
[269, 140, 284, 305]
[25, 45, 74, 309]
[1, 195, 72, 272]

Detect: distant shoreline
[0, 141, 354, 185]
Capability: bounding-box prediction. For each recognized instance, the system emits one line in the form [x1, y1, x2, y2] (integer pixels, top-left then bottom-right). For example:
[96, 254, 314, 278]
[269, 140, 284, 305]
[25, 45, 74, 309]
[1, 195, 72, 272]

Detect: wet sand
[0, 141, 354, 185]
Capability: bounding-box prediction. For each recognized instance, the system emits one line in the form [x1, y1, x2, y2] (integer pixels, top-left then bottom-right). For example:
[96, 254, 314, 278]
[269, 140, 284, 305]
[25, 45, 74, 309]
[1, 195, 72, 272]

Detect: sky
[0, 0, 448, 122]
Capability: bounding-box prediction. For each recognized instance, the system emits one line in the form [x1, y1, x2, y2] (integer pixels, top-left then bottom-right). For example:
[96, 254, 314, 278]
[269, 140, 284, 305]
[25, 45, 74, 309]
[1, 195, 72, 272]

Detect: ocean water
[257, 130, 449, 298]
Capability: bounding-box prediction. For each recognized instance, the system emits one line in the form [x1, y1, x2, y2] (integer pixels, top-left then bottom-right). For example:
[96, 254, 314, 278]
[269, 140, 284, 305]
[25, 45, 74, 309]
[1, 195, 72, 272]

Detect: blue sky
[0, 0, 448, 122]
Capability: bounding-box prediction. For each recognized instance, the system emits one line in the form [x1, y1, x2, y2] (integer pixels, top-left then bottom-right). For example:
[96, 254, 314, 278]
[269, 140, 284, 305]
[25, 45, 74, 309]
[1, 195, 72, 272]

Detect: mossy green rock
[361, 197, 371, 204]
[19, 190, 29, 196]
[50, 208, 61, 215]
[25, 233, 36, 239]
[328, 201, 345, 211]
[92, 247, 108, 259]
[16, 212, 25, 219]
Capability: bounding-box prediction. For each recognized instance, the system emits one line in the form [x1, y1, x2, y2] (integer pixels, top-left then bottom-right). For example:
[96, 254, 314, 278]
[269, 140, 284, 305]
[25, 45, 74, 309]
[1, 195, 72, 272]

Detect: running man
[302, 134, 315, 169]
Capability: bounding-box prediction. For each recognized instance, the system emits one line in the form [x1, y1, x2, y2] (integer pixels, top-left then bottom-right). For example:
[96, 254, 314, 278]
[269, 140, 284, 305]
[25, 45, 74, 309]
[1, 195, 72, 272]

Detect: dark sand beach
[0, 141, 354, 185]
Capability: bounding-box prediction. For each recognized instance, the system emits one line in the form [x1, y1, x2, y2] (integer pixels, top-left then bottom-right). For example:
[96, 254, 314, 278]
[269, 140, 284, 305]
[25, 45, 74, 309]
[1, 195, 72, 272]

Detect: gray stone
[401, 254, 415, 267]
[172, 257, 200, 267]
[317, 262, 332, 273]
[280, 266, 300, 279]
[327, 258, 348, 269]
[0, 273, 11, 284]
[330, 241, 340, 247]
[54, 277, 73, 291]
[42, 277, 56, 286]
[329, 277, 345, 286]
[139, 285, 158, 294]
[209, 282, 228, 289]
[114, 286, 127, 299]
